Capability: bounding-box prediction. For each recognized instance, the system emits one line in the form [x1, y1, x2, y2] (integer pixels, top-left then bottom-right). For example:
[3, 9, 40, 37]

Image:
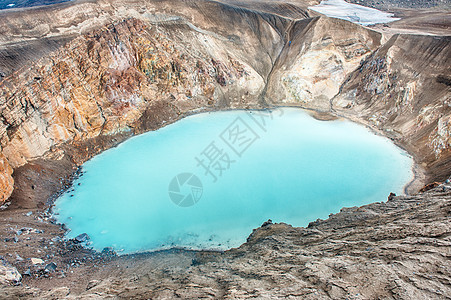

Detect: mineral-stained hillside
[333, 34, 451, 180]
[0, 0, 449, 204]
[0, 18, 261, 168]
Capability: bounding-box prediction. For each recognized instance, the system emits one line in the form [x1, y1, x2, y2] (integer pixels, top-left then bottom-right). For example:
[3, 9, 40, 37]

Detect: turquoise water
[53, 108, 413, 254]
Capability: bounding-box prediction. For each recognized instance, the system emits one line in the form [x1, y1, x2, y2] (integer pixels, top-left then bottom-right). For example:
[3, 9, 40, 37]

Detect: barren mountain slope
[333, 34, 451, 181]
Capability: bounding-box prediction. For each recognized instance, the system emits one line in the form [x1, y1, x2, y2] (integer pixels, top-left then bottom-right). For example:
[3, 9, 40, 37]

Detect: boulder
[74, 233, 90, 243]
[45, 262, 57, 272]
[0, 261, 21, 286]
[31, 258, 44, 265]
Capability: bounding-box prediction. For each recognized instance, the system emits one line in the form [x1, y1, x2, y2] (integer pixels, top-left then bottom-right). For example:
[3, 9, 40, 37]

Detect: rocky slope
[0, 152, 13, 202]
[333, 34, 451, 181]
[0, 179, 450, 299]
[265, 16, 382, 109]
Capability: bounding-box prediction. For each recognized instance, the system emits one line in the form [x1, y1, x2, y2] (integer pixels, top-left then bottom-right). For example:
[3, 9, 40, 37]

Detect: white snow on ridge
[309, 0, 400, 26]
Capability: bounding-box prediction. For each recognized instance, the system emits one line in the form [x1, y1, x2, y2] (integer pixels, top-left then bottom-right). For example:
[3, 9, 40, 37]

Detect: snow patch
[309, 0, 400, 26]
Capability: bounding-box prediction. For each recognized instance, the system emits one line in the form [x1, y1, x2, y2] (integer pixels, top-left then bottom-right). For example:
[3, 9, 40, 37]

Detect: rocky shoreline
[1, 177, 450, 298]
[0, 104, 437, 297]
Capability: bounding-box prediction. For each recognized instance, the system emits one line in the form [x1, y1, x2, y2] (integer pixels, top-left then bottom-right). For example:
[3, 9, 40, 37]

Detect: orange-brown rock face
[0, 16, 268, 202]
[0, 152, 13, 203]
[333, 34, 451, 180]
[0, 19, 260, 166]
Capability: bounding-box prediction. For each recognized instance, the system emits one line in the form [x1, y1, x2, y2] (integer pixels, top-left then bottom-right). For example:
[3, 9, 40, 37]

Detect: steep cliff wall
[0, 0, 300, 203]
[333, 34, 451, 181]
[0, 0, 301, 78]
[0, 18, 265, 167]
[0, 0, 450, 204]
[265, 16, 382, 110]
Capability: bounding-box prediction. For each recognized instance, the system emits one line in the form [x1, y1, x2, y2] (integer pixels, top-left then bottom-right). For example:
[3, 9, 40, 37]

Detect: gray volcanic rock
[0, 182, 450, 298]
[73, 233, 89, 243]
[333, 34, 451, 182]
[347, 0, 451, 9]
[0, 259, 21, 286]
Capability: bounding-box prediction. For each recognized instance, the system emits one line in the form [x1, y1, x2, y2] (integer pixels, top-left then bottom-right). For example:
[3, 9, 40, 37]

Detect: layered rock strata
[0, 0, 449, 207]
